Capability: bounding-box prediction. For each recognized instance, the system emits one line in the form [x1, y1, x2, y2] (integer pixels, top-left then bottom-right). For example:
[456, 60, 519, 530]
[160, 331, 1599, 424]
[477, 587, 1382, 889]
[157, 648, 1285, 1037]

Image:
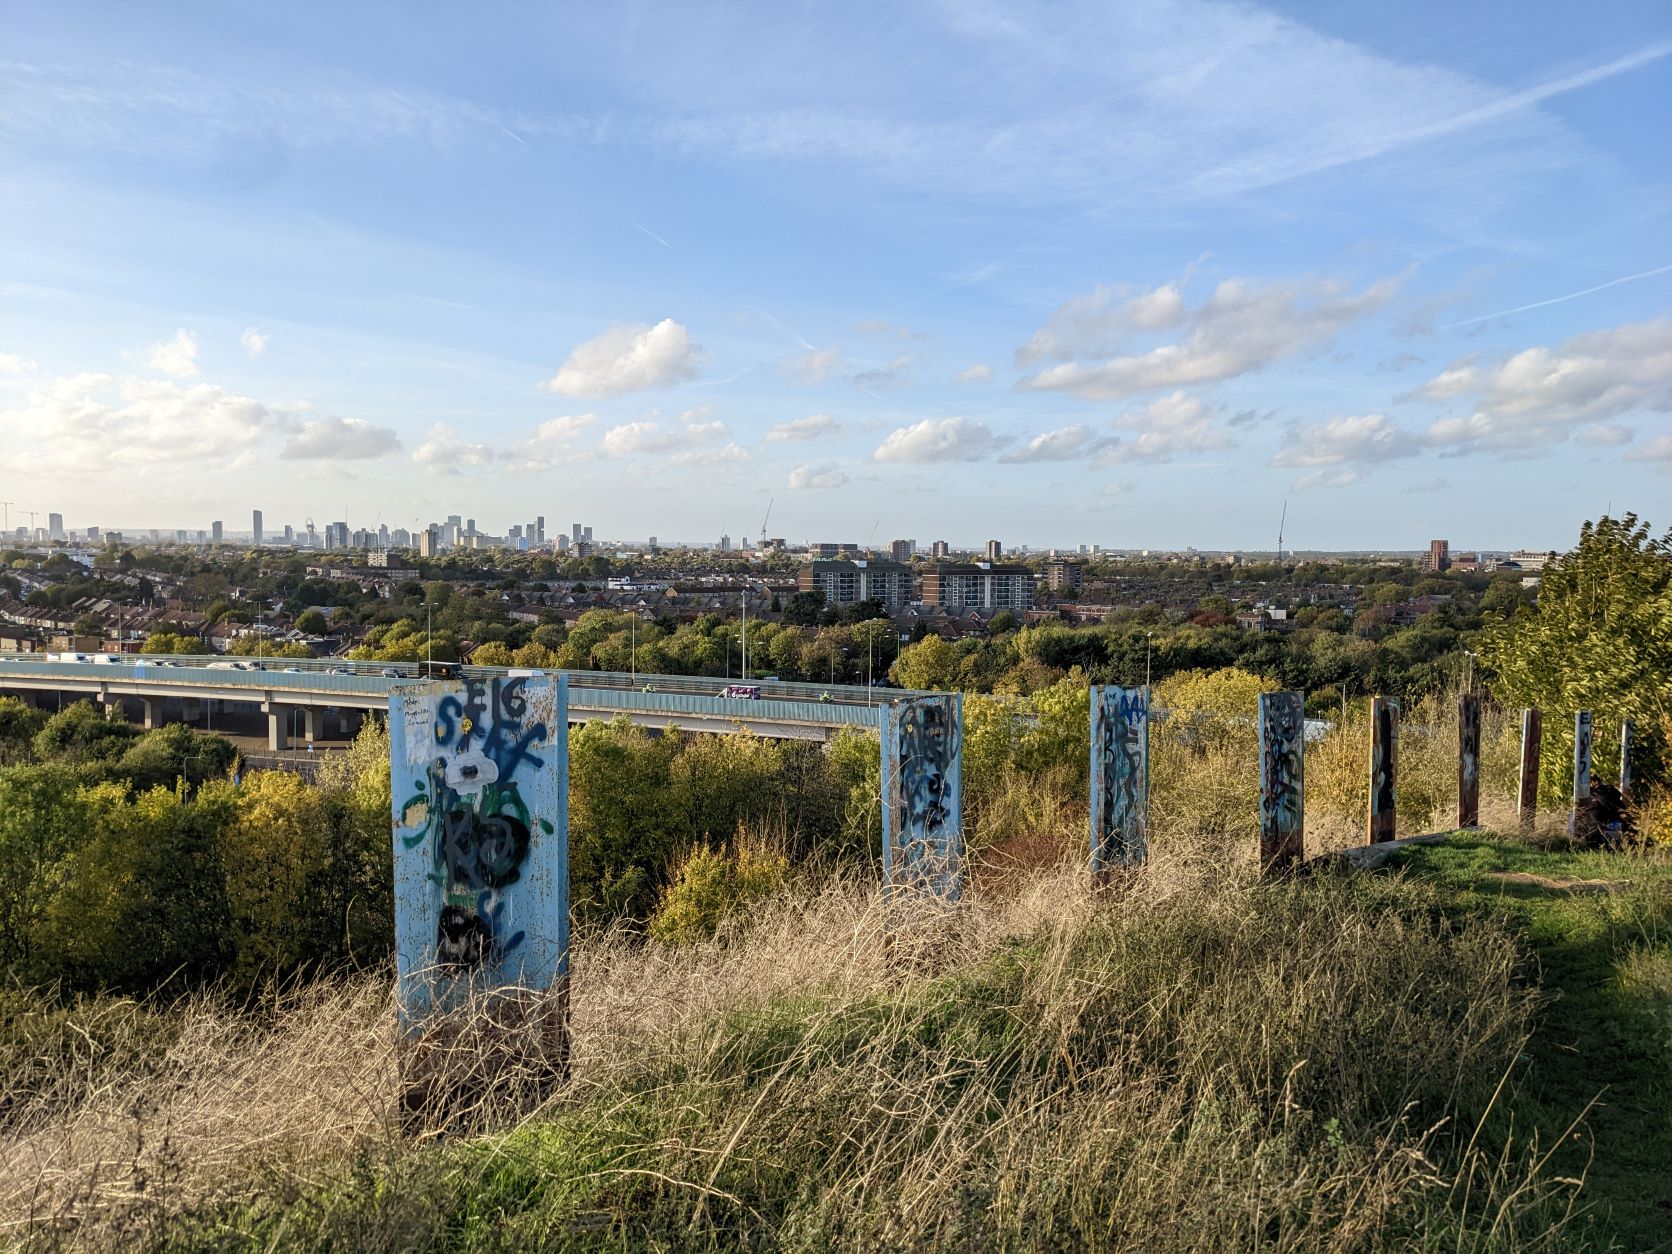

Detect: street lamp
[1145, 631, 1154, 689]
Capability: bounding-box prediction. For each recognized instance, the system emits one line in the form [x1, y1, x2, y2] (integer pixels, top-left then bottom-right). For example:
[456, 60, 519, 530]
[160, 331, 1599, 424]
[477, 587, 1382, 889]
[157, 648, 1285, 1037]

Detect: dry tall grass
[1, 848, 1579, 1250]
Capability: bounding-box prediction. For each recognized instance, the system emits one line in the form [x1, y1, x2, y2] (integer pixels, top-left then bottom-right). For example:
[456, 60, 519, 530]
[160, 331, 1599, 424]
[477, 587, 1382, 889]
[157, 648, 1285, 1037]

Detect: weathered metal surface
[1258, 690, 1305, 871]
[389, 675, 569, 1029]
[1569, 710, 1592, 838]
[1457, 692, 1481, 829]
[1090, 685, 1149, 872]
[880, 694, 964, 900]
[1367, 696, 1399, 844]
[1619, 718, 1635, 801]
[1517, 708, 1541, 833]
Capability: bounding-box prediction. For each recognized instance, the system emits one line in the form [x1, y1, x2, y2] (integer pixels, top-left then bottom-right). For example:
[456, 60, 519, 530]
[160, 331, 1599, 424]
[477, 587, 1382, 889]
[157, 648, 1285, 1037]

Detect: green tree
[295, 608, 330, 634]
[1478, 515, 1672, 794]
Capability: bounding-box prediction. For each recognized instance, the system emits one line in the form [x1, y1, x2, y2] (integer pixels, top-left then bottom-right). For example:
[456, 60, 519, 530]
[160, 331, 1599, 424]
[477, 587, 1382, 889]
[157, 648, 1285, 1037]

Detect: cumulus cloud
[872, 416, 1005, 463]
[599, 408, 728, 457]
[144, 329, 200, 378]
[1625, 434, 1672, 468]
[412, 423, 495, 474]
[0, 374, 271, 470]
[543, 319, 704, 396]
[1018, 275, 1396, 400]
[0, 352, 36, 374]
[784, 346, 847, 382]
[1270, 413, 1420, 468]
[1099, 391, 1234, 463]
[764, 413, 840, 442]
[1420, 321, 1672, 450]
[788, 463, 849, 490]
[499, 414, 599, 471]
[1292, 468, 1361, 492]
[673, 442, 751, 466]
[997, 424, 1111, 463]
[852, 351, 913, 392]
[1400, 356, 1477, 400]
[281, 416, 401, 460]
[955, 363, 994, 384]
[241, 327, 269, 357]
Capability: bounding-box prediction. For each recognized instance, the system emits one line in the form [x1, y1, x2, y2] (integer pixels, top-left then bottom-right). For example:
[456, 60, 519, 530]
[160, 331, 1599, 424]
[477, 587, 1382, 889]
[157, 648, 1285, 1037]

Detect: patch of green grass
[1388, 833, 1672, 1250]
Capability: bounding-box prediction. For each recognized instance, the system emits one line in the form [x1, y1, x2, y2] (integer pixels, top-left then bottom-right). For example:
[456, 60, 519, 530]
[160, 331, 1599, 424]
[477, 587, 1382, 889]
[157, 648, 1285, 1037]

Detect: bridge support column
[302, 706, 321, 743]
[141, 698, 162, 729]
[262, 703, 290, 751]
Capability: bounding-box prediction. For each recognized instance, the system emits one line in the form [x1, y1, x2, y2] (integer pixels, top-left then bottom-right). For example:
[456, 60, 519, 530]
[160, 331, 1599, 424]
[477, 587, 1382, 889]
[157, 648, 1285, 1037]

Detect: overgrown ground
[1, 833, 1668, 1251]
[1385, 835, 1672, 1250]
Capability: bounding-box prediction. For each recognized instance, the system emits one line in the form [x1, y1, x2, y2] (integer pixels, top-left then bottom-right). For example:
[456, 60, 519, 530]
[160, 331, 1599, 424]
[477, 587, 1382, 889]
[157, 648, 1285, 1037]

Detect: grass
[1386, 834, 1672, 1251]
[3, 855, 1598, 1251]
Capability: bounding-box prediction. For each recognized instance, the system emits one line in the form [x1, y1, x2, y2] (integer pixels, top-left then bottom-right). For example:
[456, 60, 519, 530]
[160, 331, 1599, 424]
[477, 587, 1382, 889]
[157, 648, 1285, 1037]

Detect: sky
[1, 1, 1669, 553]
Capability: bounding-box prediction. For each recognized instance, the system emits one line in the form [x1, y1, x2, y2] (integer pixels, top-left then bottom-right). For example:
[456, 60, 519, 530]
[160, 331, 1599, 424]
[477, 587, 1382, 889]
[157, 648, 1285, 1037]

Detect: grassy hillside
[2, 836, 1667, 1250]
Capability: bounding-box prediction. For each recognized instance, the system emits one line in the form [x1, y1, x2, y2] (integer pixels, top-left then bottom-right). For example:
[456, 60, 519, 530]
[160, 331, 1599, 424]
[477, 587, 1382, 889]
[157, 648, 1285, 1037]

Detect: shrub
[647, 837, 791, 946]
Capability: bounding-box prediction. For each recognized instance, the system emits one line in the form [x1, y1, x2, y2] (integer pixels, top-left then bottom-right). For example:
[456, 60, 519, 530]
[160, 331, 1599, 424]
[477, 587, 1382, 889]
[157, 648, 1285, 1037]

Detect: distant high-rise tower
[252, 509, 263, 548]
[535, 516, 545, 544]
[1427, 539, 1451, 572]
[583, 525, 593, 544]
[719, 533, 731, 552]
[211, 520, 224, 546]
[985, 539, 1002, 562]
[890, 538, 915, 563]
[47, 512, 64, 542]
[931, 540, 950, 559]
[572, 522, 582, 547]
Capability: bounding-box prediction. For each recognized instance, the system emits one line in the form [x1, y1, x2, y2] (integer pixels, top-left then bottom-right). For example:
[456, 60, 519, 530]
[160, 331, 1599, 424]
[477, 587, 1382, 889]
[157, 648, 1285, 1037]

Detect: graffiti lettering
[1091, 685, 1148, 870]
[883, 695, 964, 900]
[1259, 691, 1305, 870]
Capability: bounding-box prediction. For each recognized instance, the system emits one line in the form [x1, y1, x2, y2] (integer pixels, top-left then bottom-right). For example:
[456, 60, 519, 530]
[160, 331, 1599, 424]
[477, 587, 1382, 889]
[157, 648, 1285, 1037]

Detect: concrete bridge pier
[142, 697, 162, 730]
[302, 706, 321, 743]
[262, 702, 290, 751]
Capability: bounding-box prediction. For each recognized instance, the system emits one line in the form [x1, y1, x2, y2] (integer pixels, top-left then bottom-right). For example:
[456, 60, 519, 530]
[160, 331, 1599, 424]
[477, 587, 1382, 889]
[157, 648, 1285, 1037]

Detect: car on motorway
[718, 684, 762, 699]
[380, 667, 403, 677]
[326, 666, 352, 675]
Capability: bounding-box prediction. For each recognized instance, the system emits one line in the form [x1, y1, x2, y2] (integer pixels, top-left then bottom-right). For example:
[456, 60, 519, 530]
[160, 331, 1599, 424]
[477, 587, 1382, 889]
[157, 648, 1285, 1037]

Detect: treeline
[0, 697, 880, 998]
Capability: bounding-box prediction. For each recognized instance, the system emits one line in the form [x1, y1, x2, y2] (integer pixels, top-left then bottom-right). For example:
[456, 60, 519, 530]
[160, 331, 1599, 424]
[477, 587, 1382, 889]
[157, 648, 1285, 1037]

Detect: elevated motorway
[0, 653, 900, 745]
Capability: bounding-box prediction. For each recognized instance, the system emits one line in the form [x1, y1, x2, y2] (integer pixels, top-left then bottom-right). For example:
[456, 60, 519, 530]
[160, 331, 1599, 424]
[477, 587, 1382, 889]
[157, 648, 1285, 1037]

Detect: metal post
[1457, 692, 1481, 829]
[1569, 710, 1593, 840]
[1619, 718, 1635, 802]
[1367, 696, 1398, 844]
[1517, 709, 1541, 833]
[1258, 690, 1305, 872]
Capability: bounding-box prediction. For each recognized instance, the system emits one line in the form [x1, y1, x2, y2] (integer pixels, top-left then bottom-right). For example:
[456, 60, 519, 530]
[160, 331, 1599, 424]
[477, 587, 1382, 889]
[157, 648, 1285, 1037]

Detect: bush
[647, 837, 791, 946]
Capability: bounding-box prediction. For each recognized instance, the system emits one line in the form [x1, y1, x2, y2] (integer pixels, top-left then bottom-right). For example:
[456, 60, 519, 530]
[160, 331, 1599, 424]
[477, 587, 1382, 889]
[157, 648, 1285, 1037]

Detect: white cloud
[1625, 435, 1672, 468]
[998, 424, 1110, 463]
[1401, 356, 1476, 400]
[1293, 468, 1361, 492]
[1270, 413, 1419, 468]
[1422, 320, 1672, 450]
[1100, 391, 1234, 463]
[852, 351, 913, 392]
[0, 374, 271, 471]
[240, 327, 269, 357]
[1018, 276, 1396, 400]
[542, 319, 704, 396]
[506, 414, 599, 471]
[412, 423, 495, 474]
[144, 329, 199, 378]
[673, 442, 751, 466]
[764, 413, 841, 442]
[0, 352, 36, 374]
[784, 346, 847, 383]
[872, 416, 1004, 463]
[599, 411, 728, 457]
[281, 416, 401, 460]
[788, 463, 849, 490]
[955, 364, 993, 384]
[1582, 423, 1633, 446]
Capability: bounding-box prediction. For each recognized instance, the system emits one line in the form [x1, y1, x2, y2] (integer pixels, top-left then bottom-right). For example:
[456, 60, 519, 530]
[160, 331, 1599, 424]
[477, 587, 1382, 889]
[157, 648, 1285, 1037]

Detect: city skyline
[1, 2, 1669, 550]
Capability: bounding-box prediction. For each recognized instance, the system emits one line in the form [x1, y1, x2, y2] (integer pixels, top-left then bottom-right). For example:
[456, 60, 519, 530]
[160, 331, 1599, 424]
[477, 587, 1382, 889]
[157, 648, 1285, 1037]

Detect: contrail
[1439, 262, 1672, 329]
[632, 222, 673, 249]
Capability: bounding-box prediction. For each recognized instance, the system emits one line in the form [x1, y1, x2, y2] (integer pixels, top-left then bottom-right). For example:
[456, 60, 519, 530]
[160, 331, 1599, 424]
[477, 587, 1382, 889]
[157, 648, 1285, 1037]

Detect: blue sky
[1, 0, 1668, 551]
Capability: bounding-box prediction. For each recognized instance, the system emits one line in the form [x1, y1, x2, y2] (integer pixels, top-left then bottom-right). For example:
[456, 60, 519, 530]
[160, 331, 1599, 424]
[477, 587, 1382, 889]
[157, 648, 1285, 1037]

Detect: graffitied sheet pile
[881, 694, 964, 900]
[1090, 685, 1148, 871]
[390, 674, 570, 1027]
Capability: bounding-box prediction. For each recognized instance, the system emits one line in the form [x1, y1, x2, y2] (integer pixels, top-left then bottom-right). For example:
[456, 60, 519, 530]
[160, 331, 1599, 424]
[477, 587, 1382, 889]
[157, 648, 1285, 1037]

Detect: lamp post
[1145, 631, 1154, 689]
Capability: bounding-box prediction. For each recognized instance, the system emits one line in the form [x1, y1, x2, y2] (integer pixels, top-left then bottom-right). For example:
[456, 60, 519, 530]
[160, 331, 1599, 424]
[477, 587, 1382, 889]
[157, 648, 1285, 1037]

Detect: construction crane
[0, 502, 12, 534]
[1276, 501, 1287, 564]
[760, 497, 774, 545]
